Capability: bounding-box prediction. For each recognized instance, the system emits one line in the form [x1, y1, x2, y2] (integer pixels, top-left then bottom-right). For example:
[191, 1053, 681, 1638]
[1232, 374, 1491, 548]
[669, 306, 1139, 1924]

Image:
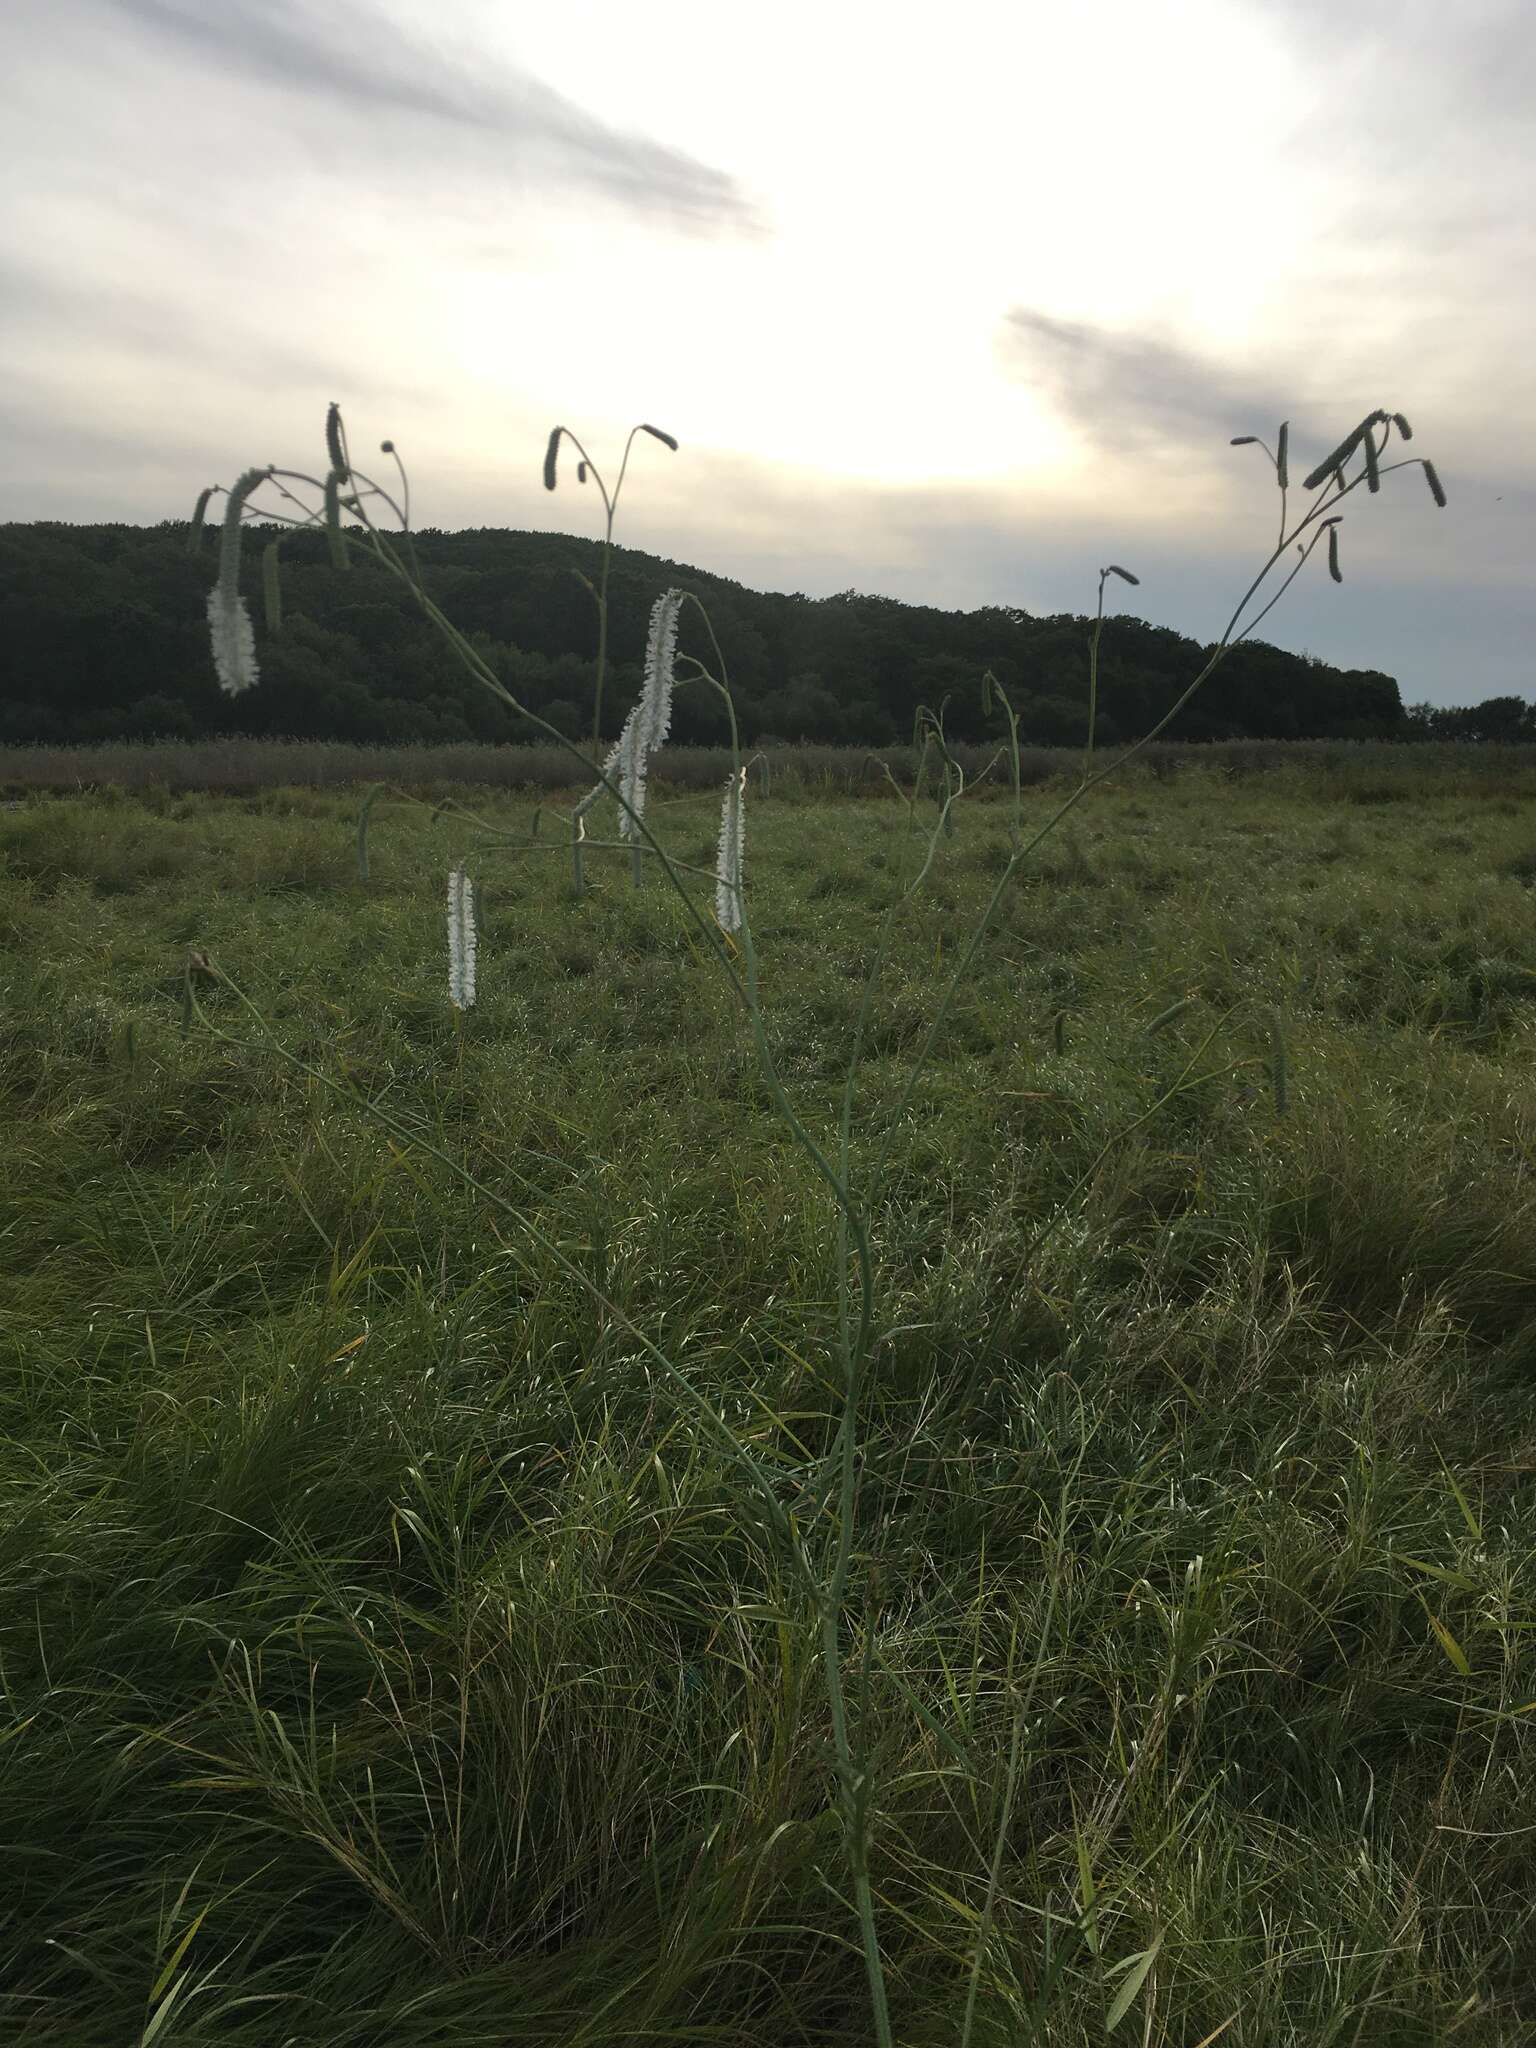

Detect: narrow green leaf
[1106, 1930, 1164, 2031]
[1417, 1593, 1472, 1676]
[148, 1904, 209, 2007]
[1438, 1452, 1483, 1543]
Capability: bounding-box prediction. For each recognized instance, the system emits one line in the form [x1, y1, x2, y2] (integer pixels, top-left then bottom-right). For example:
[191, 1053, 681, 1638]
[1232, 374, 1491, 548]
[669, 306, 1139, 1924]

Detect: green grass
[4, 764, 1536, 2044]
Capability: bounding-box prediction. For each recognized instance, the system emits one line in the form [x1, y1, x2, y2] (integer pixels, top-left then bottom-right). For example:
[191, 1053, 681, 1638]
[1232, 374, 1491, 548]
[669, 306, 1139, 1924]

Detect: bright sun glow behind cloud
[435, 0, 1319, 485]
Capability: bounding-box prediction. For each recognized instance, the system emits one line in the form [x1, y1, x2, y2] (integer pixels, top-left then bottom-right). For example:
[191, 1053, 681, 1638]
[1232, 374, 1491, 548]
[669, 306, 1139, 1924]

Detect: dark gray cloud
[100, 0, 761, 233]
[999, 310, 1295, 455]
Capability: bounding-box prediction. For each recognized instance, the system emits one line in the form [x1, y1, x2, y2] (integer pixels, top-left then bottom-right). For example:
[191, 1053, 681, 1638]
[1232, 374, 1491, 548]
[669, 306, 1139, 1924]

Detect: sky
[3, 0, 1531, 704]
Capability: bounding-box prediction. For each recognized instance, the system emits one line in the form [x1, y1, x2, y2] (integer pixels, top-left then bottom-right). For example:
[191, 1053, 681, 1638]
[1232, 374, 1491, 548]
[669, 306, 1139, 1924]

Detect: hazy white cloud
[1, 0, 1530, 705]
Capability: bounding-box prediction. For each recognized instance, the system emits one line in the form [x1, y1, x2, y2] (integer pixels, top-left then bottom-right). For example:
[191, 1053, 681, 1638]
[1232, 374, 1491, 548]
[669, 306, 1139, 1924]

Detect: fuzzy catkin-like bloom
[447, 867, 477, 1009]
[715, 767, 746, 931]
[206, 467, 267, 697]
[611, 587, 682, 839]
[206, 584, 257, 697]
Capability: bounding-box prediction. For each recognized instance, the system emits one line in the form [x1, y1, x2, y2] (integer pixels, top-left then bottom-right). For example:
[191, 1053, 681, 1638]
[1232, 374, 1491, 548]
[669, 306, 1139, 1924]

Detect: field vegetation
[7, 734, 1536, 800]
[4, 762, 1536, 2044]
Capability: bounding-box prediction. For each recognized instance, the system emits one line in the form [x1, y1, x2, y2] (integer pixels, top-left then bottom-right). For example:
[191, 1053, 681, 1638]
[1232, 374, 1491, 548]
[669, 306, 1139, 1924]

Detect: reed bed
[7, 733, 1536, 800]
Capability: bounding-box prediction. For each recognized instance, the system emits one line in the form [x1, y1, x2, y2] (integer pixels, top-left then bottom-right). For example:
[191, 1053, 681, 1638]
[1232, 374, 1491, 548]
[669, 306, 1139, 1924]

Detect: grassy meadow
[4, 753, 1536, 2044]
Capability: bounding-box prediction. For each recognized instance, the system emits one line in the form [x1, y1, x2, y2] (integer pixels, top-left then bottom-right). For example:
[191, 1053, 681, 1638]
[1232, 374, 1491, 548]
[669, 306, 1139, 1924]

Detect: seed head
[1327, 526, 1343, 583]
[1276, 420, 1289, 490]
[1103, 564, 1140, 586]
[1230, 435, 1258, 446]
[188, 486, 213, 554]
[1302, 411, 1390, 492]
[715, 767, 746, 932]
[205, 467, 267, 697]
[325, 402, 348, 481]
[543, 427, 563, 491]
[324, 470, 350, 570]
[613, 588, 682, 838]
[1362, 426, 1381, 494]
[447, 866, 477, 1009]
[1422, 459, 1447, 508]
[639, 423, 678, 451]
[1391, 412, 1413, 442]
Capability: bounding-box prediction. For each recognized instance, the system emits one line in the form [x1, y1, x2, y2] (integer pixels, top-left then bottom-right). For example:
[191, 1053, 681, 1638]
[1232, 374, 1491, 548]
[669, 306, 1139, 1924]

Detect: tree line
[0, 517, 1503, 750]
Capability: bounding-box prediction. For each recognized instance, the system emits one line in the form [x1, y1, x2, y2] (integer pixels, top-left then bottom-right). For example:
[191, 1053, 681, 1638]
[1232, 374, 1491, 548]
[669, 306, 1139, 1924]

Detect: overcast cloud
[2, 0, 1530, 704]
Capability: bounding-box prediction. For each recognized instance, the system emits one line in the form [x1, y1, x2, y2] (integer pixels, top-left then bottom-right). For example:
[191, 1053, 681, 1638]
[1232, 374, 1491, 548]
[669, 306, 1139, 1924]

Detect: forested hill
[0, 519, 1407, 748]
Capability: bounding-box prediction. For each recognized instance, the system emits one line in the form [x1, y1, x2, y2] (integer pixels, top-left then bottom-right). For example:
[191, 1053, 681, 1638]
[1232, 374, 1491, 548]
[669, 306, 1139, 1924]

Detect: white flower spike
[206, 467, 268, 697]
[715, 766, 746, 932]
[447, 867, 477, 1009]
[612, 587, 681, 839]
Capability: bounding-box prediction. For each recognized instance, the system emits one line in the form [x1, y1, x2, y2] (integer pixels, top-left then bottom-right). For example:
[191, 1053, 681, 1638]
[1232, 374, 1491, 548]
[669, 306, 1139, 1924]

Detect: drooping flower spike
[609, 587, 682, 840]
[206, 467, 268, 697]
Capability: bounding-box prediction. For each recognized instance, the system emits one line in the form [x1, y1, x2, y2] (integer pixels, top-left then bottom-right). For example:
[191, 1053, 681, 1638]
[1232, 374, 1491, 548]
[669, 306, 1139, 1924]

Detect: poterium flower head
[447, 866, 477, 1009]
[715, 766, 746, 932]
[611, 587, 683, 840]
[325, 402, 348, 481]
[205, 467, 268, 697]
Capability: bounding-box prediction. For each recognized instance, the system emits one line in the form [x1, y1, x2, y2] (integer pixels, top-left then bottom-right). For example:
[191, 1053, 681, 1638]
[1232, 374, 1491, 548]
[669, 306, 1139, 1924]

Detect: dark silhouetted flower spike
[639, 424, 678, 451]
[325, 402, 348, 480]
[543, 427, 563, 490]
[188, 486, 213, 554]
[323, 470, 350, 571]
[1422, 460, 1447, 507]
[1391, 412, 1413, 441]
[380, 440, 395, 454]
[1230, 435, 1258, 446]
[1105, 564, 1140, 585]
[1328, 526, 1343, 583]
[1276, 421, 1289, 490]
[577, 461, 588, 483]
[1362, 427, 1381, 493]
[1302, 411, 1389, 492]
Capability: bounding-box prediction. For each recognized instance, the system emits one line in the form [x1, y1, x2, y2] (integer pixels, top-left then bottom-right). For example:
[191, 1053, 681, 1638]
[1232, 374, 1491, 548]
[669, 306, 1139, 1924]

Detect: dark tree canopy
[0, 518, 1430, 749]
